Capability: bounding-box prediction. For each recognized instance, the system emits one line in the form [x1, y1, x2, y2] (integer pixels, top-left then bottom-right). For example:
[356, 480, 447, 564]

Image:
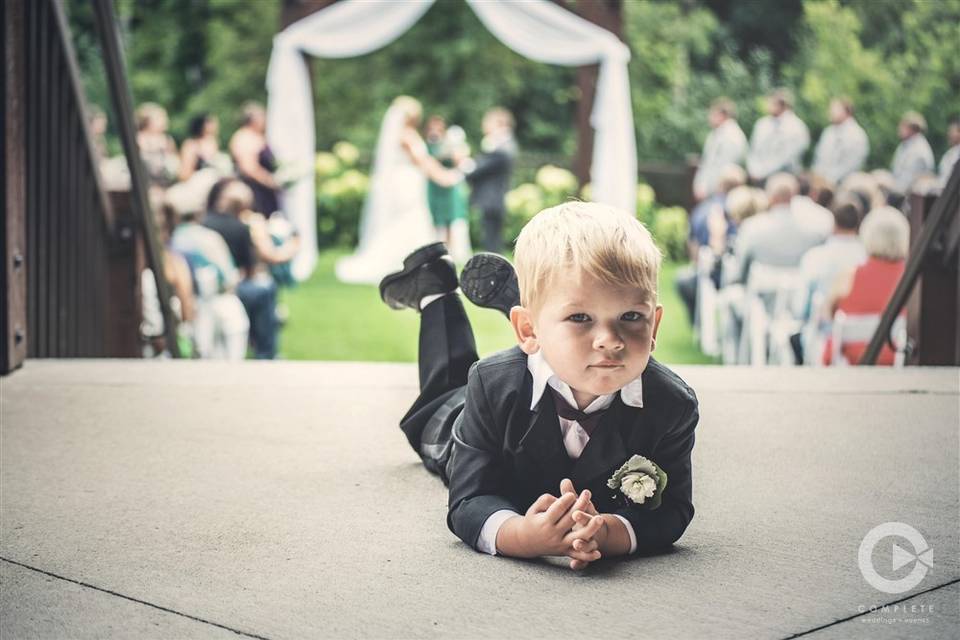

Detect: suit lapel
[571, 396, 632, 488]
[518, 390, 572, 480]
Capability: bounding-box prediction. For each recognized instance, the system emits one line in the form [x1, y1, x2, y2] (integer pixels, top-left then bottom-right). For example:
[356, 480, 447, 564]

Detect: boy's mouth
[590, 360, 624, 368]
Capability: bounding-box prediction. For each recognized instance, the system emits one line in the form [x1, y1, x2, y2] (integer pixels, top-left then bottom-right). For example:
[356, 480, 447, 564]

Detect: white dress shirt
[476, 350, 640, 555]
[891, 133, 935, 194]
[939, 144, 959, 189]
[747, 110, 810, 181]
[812, 117, 869, 184]
[693, 118, 748, 197]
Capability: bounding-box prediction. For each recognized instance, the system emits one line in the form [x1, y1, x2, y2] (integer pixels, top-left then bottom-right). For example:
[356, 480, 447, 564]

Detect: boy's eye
[566, 313, 591, 323]
[621, 311, 645, 321]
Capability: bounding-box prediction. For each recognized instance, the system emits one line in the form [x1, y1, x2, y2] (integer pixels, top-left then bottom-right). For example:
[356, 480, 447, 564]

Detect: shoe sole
[460, 253, 520, 318]
[379, 242, 450, 310]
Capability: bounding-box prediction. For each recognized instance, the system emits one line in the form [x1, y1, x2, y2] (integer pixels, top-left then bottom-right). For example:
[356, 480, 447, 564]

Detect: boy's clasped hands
[495, 478, 631, 570]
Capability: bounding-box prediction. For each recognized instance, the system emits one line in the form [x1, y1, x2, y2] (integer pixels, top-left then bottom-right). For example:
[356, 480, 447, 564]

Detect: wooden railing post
[91, 0, 180, 358]
[860, 163, 960, 365]
[2, 0, 28, 374]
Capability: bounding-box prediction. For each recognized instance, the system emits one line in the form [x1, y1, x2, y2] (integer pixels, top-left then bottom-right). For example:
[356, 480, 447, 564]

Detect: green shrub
[315, 145, 369, 248]
[651, 206, 689, 262]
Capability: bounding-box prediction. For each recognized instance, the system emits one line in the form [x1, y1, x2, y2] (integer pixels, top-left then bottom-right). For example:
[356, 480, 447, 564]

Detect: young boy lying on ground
[379, 201, 699, 570]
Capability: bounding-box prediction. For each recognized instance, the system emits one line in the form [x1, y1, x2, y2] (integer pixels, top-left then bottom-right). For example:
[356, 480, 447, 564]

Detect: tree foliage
[66, 0, 959, 169]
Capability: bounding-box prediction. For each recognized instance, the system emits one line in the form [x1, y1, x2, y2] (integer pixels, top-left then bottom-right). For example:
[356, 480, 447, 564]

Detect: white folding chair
[739, 264, 803, 365]
[830, 311, 907, 367]
[693, 246, 720, 357]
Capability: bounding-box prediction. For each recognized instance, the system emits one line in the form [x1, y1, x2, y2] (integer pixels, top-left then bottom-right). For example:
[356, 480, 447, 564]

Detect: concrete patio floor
[1, 360, 958, 639]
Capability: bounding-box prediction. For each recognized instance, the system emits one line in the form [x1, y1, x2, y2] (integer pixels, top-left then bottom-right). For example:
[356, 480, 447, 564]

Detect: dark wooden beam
[91, 0, 180, 357]
[281, 0, 339, 29]
[2, 0, 27, 374]
[560, 0, 624, 186]
[861, 164, 960, 365]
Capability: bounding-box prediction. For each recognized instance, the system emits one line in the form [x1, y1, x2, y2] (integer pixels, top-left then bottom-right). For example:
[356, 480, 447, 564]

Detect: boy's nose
[593, 327, 625, 351]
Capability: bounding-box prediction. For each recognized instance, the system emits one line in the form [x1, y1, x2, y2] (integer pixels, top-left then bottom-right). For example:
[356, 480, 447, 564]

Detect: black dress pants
[399, 294, 478, 484]
[481, 206, 506, 254]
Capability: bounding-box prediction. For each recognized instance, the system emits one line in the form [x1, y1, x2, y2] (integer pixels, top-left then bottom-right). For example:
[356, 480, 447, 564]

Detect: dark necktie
[548, 387, 610, 437]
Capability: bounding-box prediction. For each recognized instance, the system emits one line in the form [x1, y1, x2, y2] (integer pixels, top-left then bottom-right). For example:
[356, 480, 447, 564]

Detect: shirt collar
[526, 349, 643, 413]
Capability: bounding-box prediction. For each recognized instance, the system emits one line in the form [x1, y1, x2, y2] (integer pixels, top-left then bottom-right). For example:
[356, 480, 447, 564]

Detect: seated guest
[891, 111, 935, 196]
[141, 189, 196, 358]
[205, 179, 300, 359]
[727, 173, 825, 286]
[168, 171, 249, 360]
[869, 170, 898, 207]
[693, 98, 748, 201]
[811, 98, 869, 185]
[792, 173, 835, 238]
[822, 206, 909, 365]
[939, 116, 960, 189]
[725, 186, 767, 231]
[840, 171, 885, 212]
[747, 89, 810, 184]
[676, 165, 746, 323]
[791, 194, 867, 324]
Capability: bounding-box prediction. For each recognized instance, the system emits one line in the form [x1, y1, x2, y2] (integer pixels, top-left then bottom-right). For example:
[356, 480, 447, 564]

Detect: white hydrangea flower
[608, 454, 668, 508]
[621, 473, 658, 504]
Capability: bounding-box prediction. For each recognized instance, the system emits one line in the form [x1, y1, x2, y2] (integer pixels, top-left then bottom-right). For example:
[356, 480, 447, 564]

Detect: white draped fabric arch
[266, 0, 636, 281]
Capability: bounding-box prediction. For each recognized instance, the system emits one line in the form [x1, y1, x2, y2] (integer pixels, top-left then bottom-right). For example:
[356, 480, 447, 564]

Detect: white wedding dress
[334, 104, 436, 284]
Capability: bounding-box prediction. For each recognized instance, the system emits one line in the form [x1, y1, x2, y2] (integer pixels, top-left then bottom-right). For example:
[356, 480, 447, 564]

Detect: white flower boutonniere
[607, 454, 668, 509]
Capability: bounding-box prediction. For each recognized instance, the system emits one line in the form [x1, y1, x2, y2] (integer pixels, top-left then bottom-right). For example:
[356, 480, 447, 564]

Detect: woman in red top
[823, 205, 909, 365]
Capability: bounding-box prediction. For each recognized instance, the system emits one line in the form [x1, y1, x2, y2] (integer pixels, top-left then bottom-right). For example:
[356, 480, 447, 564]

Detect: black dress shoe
[460, 252, 520, 318]
[379, 242, 458, 311]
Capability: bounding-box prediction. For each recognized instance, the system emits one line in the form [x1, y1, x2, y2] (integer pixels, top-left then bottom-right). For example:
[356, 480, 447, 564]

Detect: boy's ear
[510, 305, 539, 355]
[652, 304, 664, 341]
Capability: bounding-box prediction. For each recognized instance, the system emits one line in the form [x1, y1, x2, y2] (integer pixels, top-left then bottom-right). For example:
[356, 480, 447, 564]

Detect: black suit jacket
[466, 138, 516, 212]
[446, 346, 699, 555]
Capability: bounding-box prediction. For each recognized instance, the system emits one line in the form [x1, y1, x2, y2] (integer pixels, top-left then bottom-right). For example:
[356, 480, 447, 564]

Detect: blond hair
[726, 185, 766, 223]
[514, 202, 662, 311]
[860, 206, 909, 261]
[135, 102, 167, 132]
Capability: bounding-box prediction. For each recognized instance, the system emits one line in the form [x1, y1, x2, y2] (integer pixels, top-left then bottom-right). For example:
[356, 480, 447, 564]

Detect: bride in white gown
[335, 96, 462, 284]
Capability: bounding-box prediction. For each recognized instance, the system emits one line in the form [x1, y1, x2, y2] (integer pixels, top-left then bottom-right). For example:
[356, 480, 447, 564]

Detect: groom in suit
[380, 202, 700, 569]
[464, 107, 517, 254]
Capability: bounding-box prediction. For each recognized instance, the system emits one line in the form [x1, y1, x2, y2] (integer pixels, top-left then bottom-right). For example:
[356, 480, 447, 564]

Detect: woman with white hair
[822, 206, 910, 365]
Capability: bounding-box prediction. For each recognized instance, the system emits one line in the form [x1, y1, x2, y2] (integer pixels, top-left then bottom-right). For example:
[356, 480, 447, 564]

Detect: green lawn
[278, 249, 716, 365]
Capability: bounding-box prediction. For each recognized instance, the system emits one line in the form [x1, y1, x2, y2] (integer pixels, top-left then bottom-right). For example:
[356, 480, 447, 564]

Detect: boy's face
[512, 270, 663, 408]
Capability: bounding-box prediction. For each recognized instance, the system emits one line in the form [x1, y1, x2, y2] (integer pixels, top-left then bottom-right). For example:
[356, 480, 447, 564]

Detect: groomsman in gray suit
[891, 111, 935, 195]
[811, 98, 869, 185]
[693, 98, 748, 201]
[747, 89, 810, 184]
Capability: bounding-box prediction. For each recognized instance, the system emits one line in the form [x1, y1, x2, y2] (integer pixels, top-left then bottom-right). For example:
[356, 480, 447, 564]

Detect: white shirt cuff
[476, 509, 519, 555]
[612, 514, 638, 554]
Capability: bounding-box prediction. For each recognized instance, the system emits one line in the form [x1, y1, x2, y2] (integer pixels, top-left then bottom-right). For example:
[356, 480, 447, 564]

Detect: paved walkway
[1, 360, 958, 639]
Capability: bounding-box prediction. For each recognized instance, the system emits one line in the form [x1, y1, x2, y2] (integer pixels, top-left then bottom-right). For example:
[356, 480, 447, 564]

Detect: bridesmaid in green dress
[425, 115, 472, 263]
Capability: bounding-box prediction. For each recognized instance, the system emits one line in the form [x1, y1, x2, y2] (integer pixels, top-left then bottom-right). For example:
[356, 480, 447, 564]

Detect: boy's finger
[526, 492, 557, 516]
[569, 558, 591, 571]
[566, 548, 602, 563]
[571, 509, 591, 526]
[557, 490, 592, 529]
[544, 491, 577, 522]
[569, 514, 604, 540]
[573, 538, 599, 553]
[559, 478, 576, 495]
